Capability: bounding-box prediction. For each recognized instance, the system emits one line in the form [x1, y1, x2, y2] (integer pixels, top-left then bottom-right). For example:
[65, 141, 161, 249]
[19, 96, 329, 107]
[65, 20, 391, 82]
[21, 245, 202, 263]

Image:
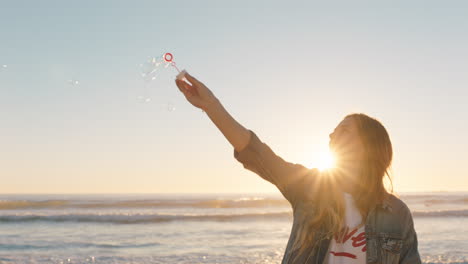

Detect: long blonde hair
[290, 113, 394, 260]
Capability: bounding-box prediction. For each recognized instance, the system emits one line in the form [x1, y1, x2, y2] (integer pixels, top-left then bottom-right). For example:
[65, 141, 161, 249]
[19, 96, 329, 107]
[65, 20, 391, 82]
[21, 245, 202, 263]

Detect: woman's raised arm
[174, 72, 251, 151]
[175, 72, 314, 206]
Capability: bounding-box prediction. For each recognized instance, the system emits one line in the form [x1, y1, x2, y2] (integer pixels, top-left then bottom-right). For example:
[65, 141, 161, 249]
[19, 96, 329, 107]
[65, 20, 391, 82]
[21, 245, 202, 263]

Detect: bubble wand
[163, 52, 187, 81]
[164, 52, 206, 112]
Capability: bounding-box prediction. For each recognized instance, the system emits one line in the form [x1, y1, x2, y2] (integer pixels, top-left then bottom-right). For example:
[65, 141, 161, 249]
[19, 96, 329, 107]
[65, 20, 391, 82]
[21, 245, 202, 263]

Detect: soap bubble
[158, 102, 176, 112]
[137, 96, 175, 112]
[137, 94, 152, 103]
[68, 79, 79, 86]
[166, 102, 176, 112]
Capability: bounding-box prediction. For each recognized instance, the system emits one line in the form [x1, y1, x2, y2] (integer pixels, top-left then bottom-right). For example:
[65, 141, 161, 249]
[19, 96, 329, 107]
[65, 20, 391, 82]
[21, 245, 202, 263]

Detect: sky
[0, 1, 467, 193]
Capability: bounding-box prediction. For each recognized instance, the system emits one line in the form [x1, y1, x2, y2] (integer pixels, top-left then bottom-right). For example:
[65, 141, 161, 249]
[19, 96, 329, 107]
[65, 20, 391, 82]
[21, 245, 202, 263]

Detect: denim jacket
[234, 130, 422, 264]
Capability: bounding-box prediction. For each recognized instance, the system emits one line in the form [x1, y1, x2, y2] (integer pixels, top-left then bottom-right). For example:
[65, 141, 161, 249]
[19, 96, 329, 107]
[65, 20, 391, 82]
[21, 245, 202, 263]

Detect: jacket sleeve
[399, 208, 422, 264]
[233, 130, 315, 206]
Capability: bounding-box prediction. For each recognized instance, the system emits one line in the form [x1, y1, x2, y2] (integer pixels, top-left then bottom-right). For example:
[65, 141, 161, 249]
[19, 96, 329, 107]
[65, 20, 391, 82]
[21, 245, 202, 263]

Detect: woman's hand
[175, 72, 218, 111]
[175, 70, 252, 167]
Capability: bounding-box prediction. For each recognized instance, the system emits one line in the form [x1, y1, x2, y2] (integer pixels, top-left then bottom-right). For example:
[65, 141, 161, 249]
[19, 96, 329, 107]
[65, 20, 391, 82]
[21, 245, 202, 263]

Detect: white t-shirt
[325, 192, 367, 264]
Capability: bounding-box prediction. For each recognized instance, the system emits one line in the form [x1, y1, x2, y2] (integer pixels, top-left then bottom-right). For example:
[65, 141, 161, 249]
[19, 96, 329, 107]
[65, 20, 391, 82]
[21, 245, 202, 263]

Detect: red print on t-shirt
[330, 226, 367, 259]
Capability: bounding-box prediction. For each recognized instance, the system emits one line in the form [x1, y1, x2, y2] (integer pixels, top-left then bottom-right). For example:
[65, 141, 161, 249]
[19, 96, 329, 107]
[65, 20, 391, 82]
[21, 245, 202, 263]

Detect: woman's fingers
[184, 72, 202, 87]
[176, 79, 191, 92]
[175, 72, 206, 109]
[175, 79, 192, 97]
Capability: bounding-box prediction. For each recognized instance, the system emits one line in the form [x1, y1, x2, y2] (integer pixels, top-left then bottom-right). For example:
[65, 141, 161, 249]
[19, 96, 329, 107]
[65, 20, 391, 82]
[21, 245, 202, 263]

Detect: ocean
[0, 192, 466, 264]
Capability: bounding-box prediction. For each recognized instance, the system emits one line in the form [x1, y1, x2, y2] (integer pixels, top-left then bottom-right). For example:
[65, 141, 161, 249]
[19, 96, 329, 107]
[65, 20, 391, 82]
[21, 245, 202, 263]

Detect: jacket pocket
[380, 236, 403, 264]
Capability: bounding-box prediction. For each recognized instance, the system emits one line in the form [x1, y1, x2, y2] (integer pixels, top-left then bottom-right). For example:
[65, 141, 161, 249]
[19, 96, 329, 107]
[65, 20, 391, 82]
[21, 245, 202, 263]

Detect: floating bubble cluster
[140, 56, 163, 82]
[138, 52, 183, 112]
[140, 52, 181, 83]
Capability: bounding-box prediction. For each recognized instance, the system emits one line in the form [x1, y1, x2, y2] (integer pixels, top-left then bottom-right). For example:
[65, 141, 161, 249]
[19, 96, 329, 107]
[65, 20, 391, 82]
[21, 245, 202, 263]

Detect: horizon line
[0, 190, 467, 195]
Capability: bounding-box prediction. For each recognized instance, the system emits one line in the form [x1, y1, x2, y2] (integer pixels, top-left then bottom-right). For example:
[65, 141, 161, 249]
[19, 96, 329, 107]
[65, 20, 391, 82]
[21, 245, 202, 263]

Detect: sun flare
[307, 148, 336, 171]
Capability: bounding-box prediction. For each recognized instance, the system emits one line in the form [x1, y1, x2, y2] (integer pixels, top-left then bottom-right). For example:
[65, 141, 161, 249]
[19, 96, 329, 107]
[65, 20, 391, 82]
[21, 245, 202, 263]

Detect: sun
[306, 148, 336, 171]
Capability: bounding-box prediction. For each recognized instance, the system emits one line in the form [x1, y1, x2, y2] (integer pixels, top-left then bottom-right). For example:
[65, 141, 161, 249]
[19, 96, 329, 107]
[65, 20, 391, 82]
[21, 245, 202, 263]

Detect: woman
[175, 72, 422, 264]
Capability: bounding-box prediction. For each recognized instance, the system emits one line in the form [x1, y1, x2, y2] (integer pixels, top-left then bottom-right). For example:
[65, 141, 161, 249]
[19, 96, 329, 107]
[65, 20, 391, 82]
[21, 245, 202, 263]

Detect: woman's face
[329, 117, 365, 167]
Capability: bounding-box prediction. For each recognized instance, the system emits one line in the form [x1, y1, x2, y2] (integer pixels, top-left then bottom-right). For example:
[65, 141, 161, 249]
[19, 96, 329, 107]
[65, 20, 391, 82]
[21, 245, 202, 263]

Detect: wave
[1, 195, 466, 214]
[0, 208, 466, 224]
[399, 194, 468, 205]
[0, 212, 293, 224]
[0, 200, 70, 210]
[0, 198, 290, 210]
[0, 241, 160, 250]
[421, 198, 468, 205]
[412, 209, 468, 217]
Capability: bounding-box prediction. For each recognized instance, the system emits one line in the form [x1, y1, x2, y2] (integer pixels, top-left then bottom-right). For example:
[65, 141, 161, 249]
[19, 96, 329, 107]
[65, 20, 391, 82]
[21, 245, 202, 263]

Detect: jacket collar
[376, 193, 393, 212]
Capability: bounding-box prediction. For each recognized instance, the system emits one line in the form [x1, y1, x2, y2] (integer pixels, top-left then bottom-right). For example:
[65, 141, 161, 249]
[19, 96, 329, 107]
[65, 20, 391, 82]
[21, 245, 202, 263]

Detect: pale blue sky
[1, 1, 467, 193]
